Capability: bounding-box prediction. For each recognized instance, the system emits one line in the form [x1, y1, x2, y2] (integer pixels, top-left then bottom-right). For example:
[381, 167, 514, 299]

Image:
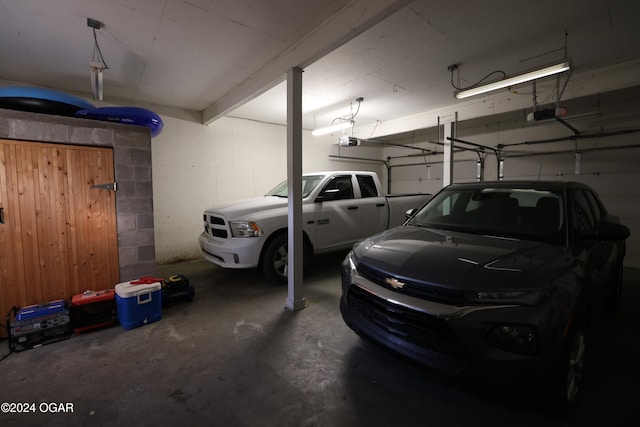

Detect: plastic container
[114, 279, 162, 330]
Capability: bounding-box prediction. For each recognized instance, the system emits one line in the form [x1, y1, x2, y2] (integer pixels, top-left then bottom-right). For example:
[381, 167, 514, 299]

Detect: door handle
[347, 206, 359, 210]
[375, 203, 385, 207]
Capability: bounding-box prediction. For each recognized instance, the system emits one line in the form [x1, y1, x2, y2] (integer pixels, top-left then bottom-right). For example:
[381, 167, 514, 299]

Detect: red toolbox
[70, 289, 118, 333]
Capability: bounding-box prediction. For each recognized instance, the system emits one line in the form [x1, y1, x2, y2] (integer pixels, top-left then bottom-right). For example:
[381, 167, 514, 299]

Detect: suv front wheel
[548, 314, 588, 419]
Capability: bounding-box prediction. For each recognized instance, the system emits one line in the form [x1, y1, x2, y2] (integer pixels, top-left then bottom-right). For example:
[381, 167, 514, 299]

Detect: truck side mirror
[315, 188, 340, 202]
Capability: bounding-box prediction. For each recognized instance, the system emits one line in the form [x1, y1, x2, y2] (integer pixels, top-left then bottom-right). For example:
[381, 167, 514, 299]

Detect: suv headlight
[464, 289, 551, 306]
[229, 221, 263, 237]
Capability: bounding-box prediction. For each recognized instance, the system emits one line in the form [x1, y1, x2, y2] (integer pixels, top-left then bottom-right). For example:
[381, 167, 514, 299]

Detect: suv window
[573, 190, 596, 233]
[408, 187, 565, 244]
[583, 190, 603, 222]
[356, 175, 379, 198]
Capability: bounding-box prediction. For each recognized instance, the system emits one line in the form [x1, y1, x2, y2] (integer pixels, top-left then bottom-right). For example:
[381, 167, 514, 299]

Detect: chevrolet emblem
[385, 277, 405, 289]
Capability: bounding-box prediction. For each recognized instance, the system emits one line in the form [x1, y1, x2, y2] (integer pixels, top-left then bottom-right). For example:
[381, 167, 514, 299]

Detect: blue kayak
[75, 107, 164, 137]
[0, 86, 95, 117]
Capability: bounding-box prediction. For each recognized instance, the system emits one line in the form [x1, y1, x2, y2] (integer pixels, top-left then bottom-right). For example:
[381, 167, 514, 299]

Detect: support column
[285, 67, 306, 311]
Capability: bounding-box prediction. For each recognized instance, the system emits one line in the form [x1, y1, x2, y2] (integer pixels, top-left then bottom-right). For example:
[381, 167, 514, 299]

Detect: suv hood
[353, 225, 567, 291]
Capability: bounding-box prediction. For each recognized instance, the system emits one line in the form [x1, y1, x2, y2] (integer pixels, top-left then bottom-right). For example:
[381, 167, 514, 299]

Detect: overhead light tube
[455, 61, 571, 99]
[90, 61, 105, 101]
[312, 120, 353, 136]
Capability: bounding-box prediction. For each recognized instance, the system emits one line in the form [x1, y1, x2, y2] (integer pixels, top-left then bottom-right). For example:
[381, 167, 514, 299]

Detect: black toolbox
[161, 275, 195, 307]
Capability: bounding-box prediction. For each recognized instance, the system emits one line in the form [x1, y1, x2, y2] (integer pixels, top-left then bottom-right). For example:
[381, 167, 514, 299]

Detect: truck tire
[261, 233, 310, 285]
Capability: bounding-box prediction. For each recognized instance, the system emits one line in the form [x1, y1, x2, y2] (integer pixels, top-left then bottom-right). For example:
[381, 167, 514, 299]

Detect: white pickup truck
[199, 171, 431, 283]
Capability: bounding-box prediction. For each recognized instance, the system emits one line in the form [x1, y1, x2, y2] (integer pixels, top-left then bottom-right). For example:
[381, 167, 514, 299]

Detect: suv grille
[347, 285, 465, 357]
[356, 263, 466, 306]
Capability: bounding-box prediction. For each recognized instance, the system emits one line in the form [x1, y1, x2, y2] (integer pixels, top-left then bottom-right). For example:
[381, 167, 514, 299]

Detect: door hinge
[91, 182, 117, 191]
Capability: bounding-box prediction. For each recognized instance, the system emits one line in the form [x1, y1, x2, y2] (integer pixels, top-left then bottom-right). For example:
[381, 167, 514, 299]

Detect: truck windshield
[265, 175, 324, 198]
[407, 187, 566, 245]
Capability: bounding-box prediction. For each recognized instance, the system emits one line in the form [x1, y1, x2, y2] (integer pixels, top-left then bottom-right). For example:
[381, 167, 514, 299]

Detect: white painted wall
[152, 116, 384, 263]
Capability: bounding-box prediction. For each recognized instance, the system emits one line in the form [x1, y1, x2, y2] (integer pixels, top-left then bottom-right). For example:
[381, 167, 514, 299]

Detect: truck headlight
[229, 221, 263, 237]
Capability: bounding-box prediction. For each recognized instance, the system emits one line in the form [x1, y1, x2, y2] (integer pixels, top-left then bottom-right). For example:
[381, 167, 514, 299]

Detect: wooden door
[0, 139, 119, 324]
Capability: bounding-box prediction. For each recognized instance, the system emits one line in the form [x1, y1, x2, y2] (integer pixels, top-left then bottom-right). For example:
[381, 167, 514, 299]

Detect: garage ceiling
[1, 0, 640, 134]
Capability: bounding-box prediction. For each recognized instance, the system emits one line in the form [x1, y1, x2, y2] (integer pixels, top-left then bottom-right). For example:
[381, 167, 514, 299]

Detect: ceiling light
[312, 120, 353, 136]
[455, 61, 571, 99]
[90, 62, 106, 101]
[88, 17, 109, 101]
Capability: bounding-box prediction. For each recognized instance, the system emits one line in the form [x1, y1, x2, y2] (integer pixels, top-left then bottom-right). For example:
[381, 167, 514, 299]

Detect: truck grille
[356, 263, 466, 306]
[347, 285, 465, 357]
[203, 214, 228, 239]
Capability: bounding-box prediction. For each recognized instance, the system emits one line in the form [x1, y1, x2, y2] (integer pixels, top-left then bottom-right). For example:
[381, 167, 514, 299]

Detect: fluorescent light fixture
[455, 61, 571, 99]
[312, 120, 353, 136]
[89, 61, 105, 101]
[87, 18, 108, 101]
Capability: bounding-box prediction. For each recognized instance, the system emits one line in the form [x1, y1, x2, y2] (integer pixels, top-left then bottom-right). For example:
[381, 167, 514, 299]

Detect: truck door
[313, 175, 361, 250]
[356, 174, 388, 238]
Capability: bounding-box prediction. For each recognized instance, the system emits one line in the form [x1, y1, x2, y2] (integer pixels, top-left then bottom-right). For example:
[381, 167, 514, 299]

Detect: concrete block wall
[0, 108, 156, 281]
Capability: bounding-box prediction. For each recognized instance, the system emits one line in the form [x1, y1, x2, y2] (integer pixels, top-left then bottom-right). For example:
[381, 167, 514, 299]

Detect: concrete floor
[1, 251, 638, 427]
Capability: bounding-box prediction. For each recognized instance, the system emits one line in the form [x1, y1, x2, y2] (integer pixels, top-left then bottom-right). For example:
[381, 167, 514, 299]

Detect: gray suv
[340, 181, 630, 417]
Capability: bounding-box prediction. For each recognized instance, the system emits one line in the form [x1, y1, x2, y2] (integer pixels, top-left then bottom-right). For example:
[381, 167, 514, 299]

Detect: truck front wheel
[261, 233, 310, 285]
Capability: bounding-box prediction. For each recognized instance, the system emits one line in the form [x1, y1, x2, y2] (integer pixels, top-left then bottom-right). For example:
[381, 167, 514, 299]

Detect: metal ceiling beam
[201, 0, 411, 125]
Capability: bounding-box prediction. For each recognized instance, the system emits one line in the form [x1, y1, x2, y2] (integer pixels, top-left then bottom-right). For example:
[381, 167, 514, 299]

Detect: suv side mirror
[405, 208, 417, 220]
[579, 221, 630, 241]
[595, 221, 631, 241]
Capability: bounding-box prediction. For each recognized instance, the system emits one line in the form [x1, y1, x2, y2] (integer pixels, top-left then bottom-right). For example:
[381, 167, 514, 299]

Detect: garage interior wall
[5, 87, 632, 270]
[151, 86, 638, 270]
[152, 115, 385, 264]
[373, 87, 640, 268]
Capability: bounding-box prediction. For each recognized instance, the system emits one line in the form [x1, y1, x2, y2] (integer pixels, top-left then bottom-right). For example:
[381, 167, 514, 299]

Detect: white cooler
[114, 279, 162, 330]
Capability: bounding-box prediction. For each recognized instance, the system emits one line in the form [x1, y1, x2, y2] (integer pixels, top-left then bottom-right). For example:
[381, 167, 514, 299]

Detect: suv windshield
[407, 187, 565, 244]
[265, 175, 324, 198]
